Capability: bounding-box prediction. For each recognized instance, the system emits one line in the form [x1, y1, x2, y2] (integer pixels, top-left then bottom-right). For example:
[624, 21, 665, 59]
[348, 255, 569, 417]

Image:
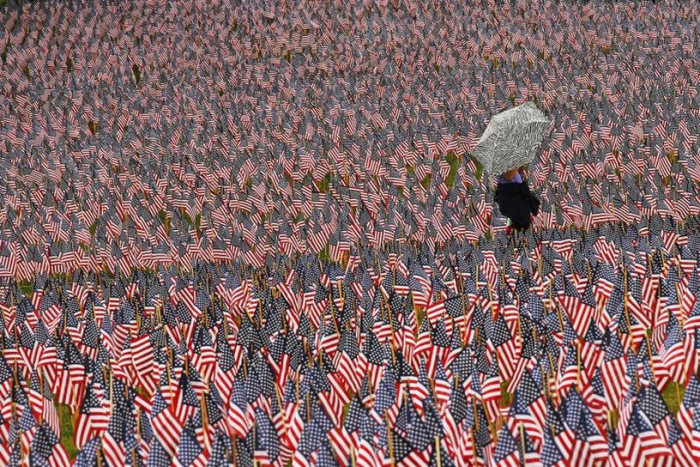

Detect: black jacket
[494, 180, 540, 230]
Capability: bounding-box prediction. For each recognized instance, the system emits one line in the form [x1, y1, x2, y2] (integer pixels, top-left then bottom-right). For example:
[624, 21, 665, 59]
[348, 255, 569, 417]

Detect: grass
[57, 403, 79, 460]
[132, 64, 141, 86]
[473, 156, 484, 180]
[662, 381, 685, 415]
[88, 121, 99, 135]
[89, 219, 99, 236]
[19, 279, 33, 297]
[318, 245, 330, 262]
[445, 151, 459, 188]
[318, 173, 331, 192]
[421, 174, 431, 189]
[415, 306, 425, 327]
[608, 409, 620, 430]
[500, 381, 513, 407]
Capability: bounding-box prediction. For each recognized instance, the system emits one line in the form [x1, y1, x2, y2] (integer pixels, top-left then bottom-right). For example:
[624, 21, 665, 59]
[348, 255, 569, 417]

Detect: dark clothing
[494, 180, 540, 231]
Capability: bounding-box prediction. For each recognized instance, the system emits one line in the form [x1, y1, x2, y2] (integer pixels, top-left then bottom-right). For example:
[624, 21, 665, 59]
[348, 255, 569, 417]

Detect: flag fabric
[1, 0, 700, 465]
[3, 232, 700, 465]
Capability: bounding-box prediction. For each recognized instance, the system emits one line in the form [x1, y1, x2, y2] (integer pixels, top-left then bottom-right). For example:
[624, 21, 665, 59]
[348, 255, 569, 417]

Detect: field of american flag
[1, 0, 700, 465]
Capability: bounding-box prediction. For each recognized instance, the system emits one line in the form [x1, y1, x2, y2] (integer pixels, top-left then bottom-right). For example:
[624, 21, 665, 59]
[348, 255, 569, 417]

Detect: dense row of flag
[0, 0, 700, 274]
[2, 0, 700, 465]
[3, 222, 700, 465]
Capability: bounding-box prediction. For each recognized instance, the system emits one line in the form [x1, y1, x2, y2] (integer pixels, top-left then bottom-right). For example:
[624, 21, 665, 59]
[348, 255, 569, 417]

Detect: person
[494, 165, 540, 235]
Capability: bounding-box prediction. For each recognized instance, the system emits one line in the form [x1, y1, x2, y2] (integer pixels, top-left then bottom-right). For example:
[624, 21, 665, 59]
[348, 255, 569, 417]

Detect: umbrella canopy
[473, 102, 551, 176]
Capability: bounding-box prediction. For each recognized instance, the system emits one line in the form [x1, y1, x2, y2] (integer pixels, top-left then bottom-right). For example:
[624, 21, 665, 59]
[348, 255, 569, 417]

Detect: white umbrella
[473, 102, 551, 176]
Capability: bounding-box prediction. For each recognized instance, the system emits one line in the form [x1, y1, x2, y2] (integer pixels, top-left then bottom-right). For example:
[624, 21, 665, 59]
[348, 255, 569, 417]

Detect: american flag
[0, 0, 699, 464]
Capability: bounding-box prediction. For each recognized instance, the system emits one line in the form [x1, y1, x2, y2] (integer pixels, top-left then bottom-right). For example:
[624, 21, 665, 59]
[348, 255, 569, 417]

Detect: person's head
[502, 167, 518, 181]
